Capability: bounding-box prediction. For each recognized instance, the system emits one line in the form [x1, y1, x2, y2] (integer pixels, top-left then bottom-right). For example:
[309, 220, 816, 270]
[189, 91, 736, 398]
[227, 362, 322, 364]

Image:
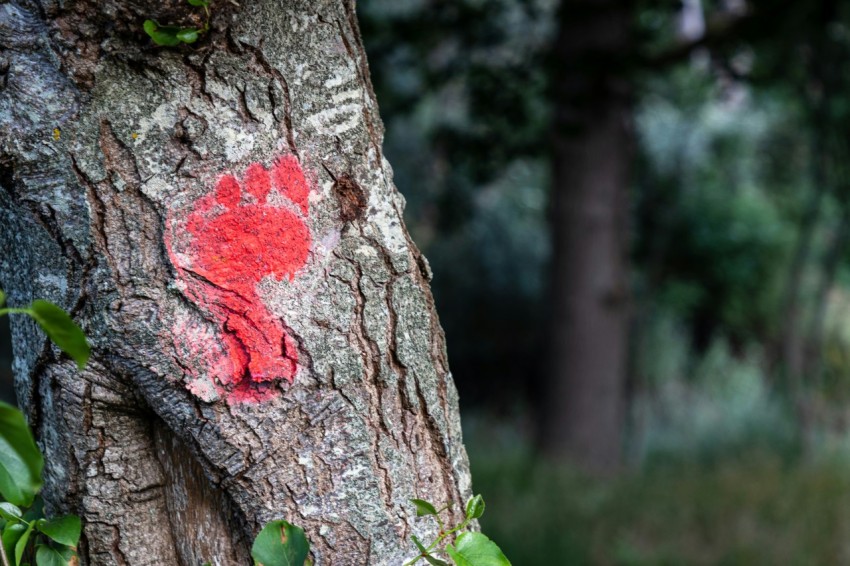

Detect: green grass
[465, 414, 850, 566]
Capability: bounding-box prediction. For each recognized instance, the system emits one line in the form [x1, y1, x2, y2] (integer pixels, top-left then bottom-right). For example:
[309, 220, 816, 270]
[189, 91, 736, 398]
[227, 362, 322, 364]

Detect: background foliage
[356, 0, 850, 562]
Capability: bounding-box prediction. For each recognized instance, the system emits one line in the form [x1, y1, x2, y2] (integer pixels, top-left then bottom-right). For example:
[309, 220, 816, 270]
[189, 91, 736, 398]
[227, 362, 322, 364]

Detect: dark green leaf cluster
[1, 511, 81, 566]
[0, 404, 42, 510]
[0, 402, 82, 566]
[0, 293, 87, 565]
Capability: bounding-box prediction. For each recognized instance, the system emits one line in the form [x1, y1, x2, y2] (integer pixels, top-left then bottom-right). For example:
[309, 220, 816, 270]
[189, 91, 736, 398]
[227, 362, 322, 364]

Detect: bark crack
[330, 251, 396, 515]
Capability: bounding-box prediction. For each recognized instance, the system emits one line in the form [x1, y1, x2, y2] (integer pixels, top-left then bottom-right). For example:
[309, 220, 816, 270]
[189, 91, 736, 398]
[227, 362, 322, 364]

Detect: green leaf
[0, 401, 44, 507]
[27, 301, 89, 370]
[37, 515, 80, 547]
[34, 545, 66, 566]
[411, 499, 438, 517]
[251, 520, 310, 566]
[0, 503, 22, 523]
[143, 20, 183, 47]
[0, 290, 6, 307]
[187, 0, 210, 6]
[22, 498, 43, 524]
[176, 28, 199, 43]
[143, 19, 158, 36]
[465, 495, 485, 520]
[2, 523, 26, 564]
[56, 546, 75, 562]
[15, 521, 34, 566]
[445, 533, 511, 566]
[412, 535, 428, 554]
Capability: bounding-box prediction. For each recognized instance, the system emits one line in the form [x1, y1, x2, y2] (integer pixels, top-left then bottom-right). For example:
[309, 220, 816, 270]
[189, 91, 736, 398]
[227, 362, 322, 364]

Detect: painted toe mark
[166, 155, 313, 404]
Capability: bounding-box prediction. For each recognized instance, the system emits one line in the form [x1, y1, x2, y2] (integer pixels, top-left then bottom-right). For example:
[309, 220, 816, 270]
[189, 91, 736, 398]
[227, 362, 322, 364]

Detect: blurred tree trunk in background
[775, 1, 840, 389]
[805, 206, 850, 380]
[804, 131, 850, 383]
[775, 108, 829, 387]
[542, 0, 633, 473]
[0, 1, 472, 563]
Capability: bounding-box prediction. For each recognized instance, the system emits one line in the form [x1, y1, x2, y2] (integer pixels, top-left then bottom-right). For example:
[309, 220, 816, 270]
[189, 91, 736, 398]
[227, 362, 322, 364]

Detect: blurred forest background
[6, 0, 850, 563]
[359, 0, 850, 563]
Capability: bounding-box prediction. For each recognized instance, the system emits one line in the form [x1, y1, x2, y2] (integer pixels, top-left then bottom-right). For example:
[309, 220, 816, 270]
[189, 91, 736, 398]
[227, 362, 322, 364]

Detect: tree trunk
[773, 2, 836, 389]
[804, 193, 850, 384]
[541, 0, 633, 474]
[0, 1, 472, 564]
[774, 132, 827, 388]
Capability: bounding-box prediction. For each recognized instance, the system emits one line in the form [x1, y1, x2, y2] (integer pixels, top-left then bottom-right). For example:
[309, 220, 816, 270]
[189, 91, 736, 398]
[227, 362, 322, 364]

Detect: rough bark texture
[542, 0, 633, 473]
[0, 1, 472, 564]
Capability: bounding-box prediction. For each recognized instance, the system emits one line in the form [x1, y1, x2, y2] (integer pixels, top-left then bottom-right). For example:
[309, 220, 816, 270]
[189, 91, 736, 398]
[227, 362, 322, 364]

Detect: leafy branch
[404, 494, 510, 566]
[0, 290, 88, 566]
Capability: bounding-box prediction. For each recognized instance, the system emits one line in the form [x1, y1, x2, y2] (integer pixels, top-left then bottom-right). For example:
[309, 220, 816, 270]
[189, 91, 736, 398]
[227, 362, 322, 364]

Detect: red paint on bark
[166, 155, 312, 403]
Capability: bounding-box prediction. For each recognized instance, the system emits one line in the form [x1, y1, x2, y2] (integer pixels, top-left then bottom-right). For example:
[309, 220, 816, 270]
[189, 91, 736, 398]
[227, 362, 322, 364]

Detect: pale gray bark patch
[0, 0, 473, 564]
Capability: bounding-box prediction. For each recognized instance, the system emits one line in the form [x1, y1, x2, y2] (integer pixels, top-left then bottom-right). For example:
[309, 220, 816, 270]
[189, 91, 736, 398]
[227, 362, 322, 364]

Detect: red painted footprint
[166, 155, 312, 403]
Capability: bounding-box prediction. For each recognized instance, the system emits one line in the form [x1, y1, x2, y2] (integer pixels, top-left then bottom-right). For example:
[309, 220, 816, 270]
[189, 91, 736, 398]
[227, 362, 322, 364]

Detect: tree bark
[0, 1, 472, 564]
[541, 0, 633, 474]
